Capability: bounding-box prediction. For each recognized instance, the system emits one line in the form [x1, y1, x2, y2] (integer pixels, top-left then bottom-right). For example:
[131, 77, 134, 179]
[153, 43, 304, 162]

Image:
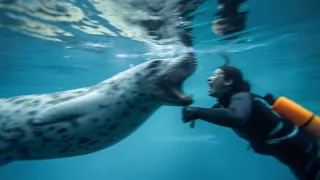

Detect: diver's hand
[182, 106, 199, 123]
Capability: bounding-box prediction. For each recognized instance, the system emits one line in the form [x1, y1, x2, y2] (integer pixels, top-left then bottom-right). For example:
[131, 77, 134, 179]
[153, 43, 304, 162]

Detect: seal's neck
[88, 78, 162, 134]
[91, 76, 162, 113]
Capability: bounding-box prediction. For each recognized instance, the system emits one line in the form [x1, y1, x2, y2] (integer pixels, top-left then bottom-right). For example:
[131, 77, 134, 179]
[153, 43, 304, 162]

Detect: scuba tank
[255, 93, 320, 140]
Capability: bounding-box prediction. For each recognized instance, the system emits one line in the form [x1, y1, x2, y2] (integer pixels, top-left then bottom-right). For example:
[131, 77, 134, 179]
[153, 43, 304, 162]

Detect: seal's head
[133, 52, 197, 106]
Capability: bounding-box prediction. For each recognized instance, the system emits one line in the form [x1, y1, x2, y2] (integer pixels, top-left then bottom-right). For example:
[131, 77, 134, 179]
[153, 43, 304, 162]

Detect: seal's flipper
[31, 93, 102, 126]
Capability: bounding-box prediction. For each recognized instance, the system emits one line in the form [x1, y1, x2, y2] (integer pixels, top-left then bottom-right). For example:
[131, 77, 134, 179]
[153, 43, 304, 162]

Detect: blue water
[0, 0, 320, 179]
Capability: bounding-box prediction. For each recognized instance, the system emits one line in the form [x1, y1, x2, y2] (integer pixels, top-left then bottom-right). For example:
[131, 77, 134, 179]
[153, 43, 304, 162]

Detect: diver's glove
[182, 106, 199, 128]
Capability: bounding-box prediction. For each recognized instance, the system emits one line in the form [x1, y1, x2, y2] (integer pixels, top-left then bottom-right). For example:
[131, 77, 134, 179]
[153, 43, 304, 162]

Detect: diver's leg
[291, 140, 320, 180]
[305, 156, 320, 180]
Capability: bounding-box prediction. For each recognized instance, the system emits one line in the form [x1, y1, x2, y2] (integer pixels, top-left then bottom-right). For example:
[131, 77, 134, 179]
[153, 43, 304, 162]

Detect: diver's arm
[182, 92, 252, 127]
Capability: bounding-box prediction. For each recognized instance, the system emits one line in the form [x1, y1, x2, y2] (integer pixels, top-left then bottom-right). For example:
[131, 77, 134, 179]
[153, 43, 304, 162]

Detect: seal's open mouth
[161, 74, 193, 106]
[159, 52, 196, 106]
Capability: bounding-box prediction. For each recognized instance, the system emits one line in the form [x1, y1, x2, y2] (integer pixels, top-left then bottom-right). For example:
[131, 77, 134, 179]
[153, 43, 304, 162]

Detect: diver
[181, 54, 320, 180]
[212, 0, 249, 39]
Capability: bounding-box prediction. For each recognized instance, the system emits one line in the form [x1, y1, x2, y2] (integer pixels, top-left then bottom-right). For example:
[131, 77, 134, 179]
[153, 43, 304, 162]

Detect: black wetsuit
[192, 91, 320, 180]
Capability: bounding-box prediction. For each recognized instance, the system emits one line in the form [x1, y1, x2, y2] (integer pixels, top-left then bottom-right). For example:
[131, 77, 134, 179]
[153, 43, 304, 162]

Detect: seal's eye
[146, 60, 162, 77]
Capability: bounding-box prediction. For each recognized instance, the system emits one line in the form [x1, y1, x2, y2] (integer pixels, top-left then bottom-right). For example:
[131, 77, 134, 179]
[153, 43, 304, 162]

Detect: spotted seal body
[0, 52, 196, 166]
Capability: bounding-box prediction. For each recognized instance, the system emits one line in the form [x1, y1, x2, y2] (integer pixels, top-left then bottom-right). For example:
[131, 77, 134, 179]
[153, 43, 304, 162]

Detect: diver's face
[207, 68, 228, 97]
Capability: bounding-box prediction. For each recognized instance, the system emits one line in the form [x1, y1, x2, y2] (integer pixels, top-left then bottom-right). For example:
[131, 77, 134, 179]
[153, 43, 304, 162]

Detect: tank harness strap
[268, 121, 284, 137]
[220, 98, 298, 146]
[264, 126, 299, 145]
[300, 114, 316, 129]
[251, 98, 297, 144]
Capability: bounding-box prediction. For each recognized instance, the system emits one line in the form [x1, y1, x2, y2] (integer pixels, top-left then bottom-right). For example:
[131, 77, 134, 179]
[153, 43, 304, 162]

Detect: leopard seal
[0, 52, 196, 166]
